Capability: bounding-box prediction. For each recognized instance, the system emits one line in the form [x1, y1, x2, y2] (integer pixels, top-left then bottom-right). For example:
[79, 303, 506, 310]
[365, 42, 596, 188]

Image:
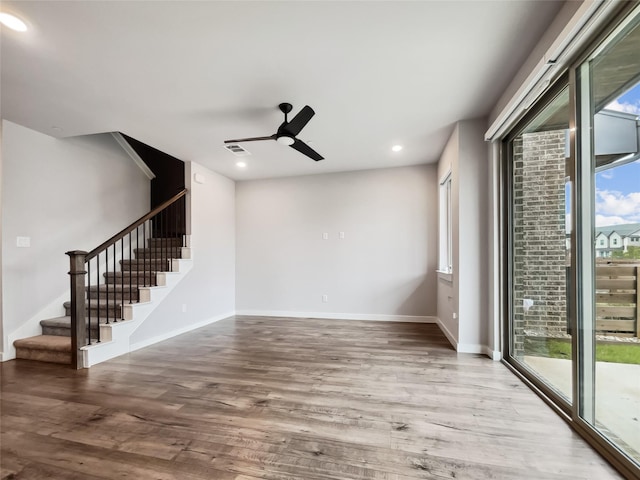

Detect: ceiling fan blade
[224, 135, 275, 143]
[290, 139, 324, 161]
[282, 106, 315, 136]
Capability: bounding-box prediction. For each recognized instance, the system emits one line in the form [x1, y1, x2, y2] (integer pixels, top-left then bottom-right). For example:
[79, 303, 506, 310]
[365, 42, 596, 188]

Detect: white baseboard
[456, 343, 485, 354]
[129, 312, 234, 353]
[483, 346, 502, 361]
[434, 318, 501, 361]
[234, 310, 437, 323]
[1, 351, 15, 362]
[435, 317, 458, 349]
[458, 343, 501, 360]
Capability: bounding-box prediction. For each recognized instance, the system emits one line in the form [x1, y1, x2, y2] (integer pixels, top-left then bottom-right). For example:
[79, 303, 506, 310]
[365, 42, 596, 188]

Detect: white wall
[436, 126, 459, 340]
[436, 119, 492, 356]
[235, 165, 437, 320]
[0, 121, 3, 348]
[130, 161, 235, 344]
[1, 120, 150, 355]
[457, 120, 489, 351]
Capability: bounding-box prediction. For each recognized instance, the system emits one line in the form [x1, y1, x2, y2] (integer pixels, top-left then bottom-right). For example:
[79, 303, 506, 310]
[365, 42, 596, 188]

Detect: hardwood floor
[1, 316, 623, 479]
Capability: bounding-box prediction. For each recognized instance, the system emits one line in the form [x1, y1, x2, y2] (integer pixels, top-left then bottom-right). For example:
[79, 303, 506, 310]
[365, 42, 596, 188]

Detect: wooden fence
[595, 261, 639, 337]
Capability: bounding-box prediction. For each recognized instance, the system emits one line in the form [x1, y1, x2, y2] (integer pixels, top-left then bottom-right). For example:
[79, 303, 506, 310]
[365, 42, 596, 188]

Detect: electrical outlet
[339, 232, 345, 239]
[182, 304, 187, 313]
[322, 232, 329, 240]
[322, 295, 328, 303]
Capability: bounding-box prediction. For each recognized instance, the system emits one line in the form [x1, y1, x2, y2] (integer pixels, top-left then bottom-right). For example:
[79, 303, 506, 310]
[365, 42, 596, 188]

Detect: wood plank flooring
[0, 316, 623, 479]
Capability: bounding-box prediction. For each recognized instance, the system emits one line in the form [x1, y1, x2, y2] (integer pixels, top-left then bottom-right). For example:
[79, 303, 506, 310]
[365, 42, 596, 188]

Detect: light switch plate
[17, 236, 31, 248]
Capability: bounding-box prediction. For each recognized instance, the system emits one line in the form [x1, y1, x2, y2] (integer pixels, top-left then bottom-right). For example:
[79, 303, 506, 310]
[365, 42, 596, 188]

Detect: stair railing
[66, 188, 187, 368]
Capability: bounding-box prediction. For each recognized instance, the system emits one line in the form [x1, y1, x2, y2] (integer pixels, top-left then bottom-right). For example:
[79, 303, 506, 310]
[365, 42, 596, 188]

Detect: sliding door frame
[500, 3, 640, 478]
[501, 74, 573, 419]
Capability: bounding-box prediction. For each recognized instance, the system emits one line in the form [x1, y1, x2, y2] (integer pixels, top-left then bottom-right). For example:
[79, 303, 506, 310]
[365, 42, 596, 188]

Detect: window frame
[438, 170, 453, 279]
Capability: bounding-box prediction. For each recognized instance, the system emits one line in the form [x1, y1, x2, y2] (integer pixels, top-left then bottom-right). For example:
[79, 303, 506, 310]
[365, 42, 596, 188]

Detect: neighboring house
[595, 223, 640, 258]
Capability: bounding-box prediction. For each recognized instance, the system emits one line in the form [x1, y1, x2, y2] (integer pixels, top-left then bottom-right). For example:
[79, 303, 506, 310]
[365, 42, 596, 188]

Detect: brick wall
[512, 130, 568, 356]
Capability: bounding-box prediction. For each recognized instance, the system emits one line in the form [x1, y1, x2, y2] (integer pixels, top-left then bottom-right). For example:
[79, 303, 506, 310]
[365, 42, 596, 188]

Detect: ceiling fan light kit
[224, 102, 324, 161]
[277, 136, 295, 146]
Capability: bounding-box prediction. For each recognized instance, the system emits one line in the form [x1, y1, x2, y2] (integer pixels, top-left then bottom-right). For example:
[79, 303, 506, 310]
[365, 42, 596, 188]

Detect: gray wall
[130, 161, 236, 344]
[0, 121, 3, 348]
[437, 119, 490, 352]
[235, 165, 437, 318]
[437, 126, 459, 339]
[488, 1, 582, 130]
[458, 120, 489, 348]
[1, 120, 150, 354]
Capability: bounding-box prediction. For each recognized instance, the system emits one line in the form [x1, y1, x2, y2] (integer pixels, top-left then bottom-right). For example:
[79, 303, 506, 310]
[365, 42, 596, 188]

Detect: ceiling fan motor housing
[223, 102, 324, 161]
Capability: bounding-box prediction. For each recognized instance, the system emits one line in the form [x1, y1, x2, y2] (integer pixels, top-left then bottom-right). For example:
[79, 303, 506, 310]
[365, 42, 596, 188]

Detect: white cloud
[596, 215, 628, 227]
[596, 189, 640, 217]
[605, 99, 640, 116]
[600, 171, 614, 180]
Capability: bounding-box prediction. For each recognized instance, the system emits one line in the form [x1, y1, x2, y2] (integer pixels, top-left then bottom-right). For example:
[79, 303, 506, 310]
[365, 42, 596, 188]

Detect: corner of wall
[0, 119, 4, 356]
[436, 127, 460, 344]
[128, 161, 236, 346]
[184, 161, 193, 236]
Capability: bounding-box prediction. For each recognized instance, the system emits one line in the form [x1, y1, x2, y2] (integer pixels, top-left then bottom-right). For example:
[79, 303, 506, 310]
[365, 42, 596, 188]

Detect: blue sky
[595, 82, 640, 227]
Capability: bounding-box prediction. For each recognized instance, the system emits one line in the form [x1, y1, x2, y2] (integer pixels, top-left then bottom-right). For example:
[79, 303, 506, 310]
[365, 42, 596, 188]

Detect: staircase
[13, 237, 187, 365]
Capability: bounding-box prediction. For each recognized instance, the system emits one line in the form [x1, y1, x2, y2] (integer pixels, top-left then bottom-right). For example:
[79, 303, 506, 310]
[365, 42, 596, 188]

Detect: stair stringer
[81, 257, 193, 367]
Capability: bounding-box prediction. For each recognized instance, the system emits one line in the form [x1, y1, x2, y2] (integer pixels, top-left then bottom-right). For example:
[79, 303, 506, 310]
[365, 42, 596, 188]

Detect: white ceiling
[0, 1, 563, 181]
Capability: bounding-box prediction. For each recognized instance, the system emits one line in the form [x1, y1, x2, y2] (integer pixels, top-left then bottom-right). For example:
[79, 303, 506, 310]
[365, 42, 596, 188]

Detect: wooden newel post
[66, 250, 88, 369]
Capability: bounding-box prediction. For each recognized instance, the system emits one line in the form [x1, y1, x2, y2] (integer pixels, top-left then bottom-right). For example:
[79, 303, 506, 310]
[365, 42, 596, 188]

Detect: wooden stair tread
[87, 284, 141, 292]
[134, 247, 182, 252]
[148, 237, 183, 246]
[104, 272, 159, 281]
[121, 258, 169, 263]
[14, 335, 71, 352]
[63, 300, 133, 307]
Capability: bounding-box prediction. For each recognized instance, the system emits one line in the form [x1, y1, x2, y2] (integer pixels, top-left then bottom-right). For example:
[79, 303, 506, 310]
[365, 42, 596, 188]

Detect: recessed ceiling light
[392, 145, 403, 152]
[236, 161, 247, 168]
[0, 13, 28, 32]
[51, 126, 63, 132]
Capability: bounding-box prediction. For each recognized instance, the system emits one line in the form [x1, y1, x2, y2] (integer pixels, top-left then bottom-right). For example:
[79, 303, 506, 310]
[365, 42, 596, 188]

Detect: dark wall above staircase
[121, 134, 186, 236]
[121, 134, 185, 208]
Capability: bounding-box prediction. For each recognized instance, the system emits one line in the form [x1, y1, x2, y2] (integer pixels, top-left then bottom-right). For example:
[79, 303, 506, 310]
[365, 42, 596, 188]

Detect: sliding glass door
[507, 86, 573, 405]
[505, 4, 640, 476]
[576, 9, 640, 465]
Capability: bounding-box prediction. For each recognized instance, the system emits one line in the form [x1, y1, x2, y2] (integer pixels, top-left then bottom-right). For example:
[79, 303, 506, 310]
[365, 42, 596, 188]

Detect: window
[613, 238, 618, 246]
[599, 239, 604, 246]
[438, 171, 452, 275]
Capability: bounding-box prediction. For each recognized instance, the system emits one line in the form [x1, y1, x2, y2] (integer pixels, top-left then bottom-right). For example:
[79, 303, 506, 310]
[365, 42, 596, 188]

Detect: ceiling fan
[224, 103, 324, 161]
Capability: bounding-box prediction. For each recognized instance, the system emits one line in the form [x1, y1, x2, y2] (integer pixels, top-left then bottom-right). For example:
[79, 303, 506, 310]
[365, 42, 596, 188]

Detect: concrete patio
[525, 355, 640, 461]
